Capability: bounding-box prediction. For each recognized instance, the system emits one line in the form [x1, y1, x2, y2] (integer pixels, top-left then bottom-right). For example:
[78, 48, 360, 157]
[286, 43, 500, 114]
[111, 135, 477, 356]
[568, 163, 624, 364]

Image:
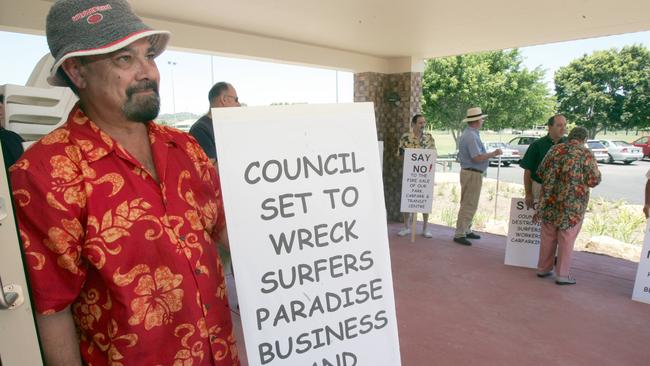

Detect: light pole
[335, 70, 339, 103]
[167, 61, 177, 114]
[210, 55, 214, 86]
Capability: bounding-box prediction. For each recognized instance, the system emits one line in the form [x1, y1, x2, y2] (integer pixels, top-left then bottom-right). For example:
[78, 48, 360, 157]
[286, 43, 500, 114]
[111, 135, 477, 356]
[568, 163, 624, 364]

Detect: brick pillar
[354, 71, 422, 222]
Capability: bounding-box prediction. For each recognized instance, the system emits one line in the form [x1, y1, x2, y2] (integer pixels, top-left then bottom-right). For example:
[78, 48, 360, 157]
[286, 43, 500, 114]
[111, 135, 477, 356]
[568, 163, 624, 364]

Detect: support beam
[0, 0, 393, 73]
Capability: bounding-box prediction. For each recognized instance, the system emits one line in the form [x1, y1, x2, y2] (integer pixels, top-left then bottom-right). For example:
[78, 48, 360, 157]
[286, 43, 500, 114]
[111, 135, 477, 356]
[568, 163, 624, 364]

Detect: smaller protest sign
[505, 198, 540, 268]
[400, 148, 436, 214]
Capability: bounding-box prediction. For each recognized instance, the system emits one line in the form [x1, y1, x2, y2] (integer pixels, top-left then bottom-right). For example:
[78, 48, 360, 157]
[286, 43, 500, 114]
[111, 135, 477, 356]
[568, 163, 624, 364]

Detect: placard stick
[494, 155, 502, 220]
[410, 213, 417, 243]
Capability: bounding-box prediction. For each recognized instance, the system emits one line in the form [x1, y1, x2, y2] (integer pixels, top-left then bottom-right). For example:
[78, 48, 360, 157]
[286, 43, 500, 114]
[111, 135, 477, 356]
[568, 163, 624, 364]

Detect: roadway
[448, 159, 649, 205]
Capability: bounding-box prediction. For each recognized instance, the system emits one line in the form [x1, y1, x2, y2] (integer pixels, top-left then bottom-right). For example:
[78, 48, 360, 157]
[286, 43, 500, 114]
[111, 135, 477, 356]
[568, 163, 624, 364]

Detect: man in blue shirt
[454, 107, 502, 246]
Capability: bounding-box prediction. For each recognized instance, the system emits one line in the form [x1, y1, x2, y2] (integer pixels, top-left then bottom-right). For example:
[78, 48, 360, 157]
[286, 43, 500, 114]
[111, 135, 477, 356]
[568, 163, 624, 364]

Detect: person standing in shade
[520, 114, 567, 209]
[535, 126, 601, 285]
[453, 107, 502, 246]
[397, 114, 437, 238]
[190, 81, 241, 166]
[10, 1, 239, 364]
[190, 82, 241, 311]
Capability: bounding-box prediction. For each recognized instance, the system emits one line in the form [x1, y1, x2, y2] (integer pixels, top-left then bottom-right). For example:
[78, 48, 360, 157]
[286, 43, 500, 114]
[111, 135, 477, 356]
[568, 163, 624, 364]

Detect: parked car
[599, 139, 643, 164]
[585, 140, 608, 163]
[485, 142, 519, 166]
[507, 136, 539, 159]
[632, 136, 650, 159]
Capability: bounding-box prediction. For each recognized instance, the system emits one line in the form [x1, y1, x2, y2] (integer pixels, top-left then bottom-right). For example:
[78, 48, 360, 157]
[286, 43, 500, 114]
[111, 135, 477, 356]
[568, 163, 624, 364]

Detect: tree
[422, 49, 554, 146]
[554, 45, 650, 138]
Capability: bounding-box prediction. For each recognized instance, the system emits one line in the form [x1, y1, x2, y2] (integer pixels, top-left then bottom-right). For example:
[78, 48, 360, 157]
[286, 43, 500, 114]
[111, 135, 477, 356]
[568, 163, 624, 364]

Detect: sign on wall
[213, 103, 402, 365]
[632, 221, 650, 305]
[400, 148, 436, 213]
[505, 198, 540, 269]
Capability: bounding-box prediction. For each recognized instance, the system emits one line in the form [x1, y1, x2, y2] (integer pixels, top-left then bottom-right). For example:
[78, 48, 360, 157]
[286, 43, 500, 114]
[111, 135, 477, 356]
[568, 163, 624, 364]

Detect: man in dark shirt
[189, 81, 241, 310]
[0, 93, 25, 171]
[519, 114, 567, 209]
[189, 81, 240, 164]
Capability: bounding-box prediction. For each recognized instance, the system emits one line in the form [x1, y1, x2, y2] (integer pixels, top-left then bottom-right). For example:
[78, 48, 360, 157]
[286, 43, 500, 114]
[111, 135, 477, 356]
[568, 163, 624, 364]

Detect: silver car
[485, 142, 520, 166]
[599, 139, 643, 164]
[507, 136, 539, 159]
[585, 140, 608, 163]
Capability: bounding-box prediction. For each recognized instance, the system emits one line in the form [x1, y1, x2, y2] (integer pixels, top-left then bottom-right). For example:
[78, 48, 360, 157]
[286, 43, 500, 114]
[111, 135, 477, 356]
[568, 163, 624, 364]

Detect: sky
[0, 30, 354, 115]
[518, 31, 650, 88]
[1, 29, 649, 116]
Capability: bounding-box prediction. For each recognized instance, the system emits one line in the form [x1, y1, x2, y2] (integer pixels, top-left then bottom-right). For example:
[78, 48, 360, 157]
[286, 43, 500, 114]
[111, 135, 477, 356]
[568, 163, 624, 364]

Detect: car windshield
[613, 141, 632, 146]
[587, 141, 606, 149]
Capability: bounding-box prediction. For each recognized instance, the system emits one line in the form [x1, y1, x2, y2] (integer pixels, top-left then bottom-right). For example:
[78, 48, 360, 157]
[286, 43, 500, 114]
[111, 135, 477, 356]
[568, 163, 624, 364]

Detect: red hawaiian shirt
[10, 105, 240, 365]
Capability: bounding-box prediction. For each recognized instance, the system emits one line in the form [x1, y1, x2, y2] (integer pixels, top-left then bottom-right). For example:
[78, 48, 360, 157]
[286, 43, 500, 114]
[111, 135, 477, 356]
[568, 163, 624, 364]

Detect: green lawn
[429, 130, 645, 156]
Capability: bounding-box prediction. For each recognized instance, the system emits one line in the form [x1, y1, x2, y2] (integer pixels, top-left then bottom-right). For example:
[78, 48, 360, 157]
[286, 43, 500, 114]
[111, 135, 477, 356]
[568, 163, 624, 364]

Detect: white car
[507, 136, 539, 159]
[585, 140, 608, 163]
[485, 142, 520, 166]
[599, 139, 643, 164]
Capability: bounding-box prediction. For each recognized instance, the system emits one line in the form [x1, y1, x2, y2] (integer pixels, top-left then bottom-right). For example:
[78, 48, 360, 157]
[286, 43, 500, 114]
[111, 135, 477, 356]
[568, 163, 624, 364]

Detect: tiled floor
[231, 222, 649, 366]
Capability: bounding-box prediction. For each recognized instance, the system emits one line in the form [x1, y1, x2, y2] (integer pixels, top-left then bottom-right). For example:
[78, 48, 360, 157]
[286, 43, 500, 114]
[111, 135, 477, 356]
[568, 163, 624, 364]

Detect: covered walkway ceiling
[1, 0, 650, 73]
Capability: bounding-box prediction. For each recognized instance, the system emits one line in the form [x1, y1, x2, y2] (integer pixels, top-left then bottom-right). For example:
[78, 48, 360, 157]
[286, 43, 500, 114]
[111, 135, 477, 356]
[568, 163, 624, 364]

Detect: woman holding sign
[397, 114, 436, 238]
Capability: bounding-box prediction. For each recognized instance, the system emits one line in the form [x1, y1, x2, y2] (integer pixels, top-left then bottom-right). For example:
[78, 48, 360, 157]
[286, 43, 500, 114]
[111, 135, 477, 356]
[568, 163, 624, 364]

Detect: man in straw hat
[453, 107, 502, 246]
[10, 1, 239, 364]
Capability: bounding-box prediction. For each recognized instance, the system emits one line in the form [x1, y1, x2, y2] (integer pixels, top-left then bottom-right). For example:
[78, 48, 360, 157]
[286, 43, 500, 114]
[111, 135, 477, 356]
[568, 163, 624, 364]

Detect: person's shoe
[423, 230, 433, 238]
[536, 271, 553, 278]
[555, 277, 577, 285]
[466, 232, 481, 240]
[397, 228, 411, 237]
[453, 237, 472, 246]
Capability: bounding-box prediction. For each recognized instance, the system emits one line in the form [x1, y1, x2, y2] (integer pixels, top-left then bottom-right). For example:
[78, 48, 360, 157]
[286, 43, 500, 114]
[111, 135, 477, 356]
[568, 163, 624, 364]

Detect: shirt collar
[66, 104, 178, 164]
[466, 126, 480, 134]
[545, 134, 565, 144]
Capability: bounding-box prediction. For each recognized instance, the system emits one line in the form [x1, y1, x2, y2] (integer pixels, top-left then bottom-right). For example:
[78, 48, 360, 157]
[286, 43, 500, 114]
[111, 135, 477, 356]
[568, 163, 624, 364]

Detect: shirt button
[205, 303, 211, 310]
[210, 335, 218, 343]
[195, 268, 202, 275]
[179, 235, 186, 241]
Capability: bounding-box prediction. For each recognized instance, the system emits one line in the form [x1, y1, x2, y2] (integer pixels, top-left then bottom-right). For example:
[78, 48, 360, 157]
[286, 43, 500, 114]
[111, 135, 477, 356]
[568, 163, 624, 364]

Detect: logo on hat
[87, 13, 104, 24]
[72, 4, 112, 23]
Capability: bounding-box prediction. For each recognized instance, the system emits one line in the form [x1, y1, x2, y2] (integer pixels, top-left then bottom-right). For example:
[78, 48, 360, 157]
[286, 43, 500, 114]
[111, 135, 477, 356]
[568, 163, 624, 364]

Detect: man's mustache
[126, 81, 159, 98]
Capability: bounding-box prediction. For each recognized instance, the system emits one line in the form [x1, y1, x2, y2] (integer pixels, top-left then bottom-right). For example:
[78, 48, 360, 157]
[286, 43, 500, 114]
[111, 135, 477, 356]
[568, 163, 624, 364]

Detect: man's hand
[644, 204, 650, 219]
[491, 148, 503, 157]
[218, 226, 230, 251]
[36, 306, 83, 366]
[525, 194, 535, 210]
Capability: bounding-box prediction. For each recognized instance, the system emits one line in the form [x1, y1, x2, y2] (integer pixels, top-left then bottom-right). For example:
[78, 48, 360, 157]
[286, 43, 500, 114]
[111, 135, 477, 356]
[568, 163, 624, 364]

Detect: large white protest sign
[213, 103, 401, 366]
[400, 148, 436, 213]
[505, 198, 540, 268]
[632, 221, 650, 304]
[378, 141, 384, 170]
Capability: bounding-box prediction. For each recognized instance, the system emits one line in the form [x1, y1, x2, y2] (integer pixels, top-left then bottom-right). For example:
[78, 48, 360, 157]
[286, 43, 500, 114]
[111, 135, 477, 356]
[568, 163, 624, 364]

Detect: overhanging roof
[2, 0, 649, 73]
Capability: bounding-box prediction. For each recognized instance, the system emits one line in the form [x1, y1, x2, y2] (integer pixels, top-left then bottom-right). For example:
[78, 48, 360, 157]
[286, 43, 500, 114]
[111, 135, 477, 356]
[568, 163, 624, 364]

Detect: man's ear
[217, 93, 228, 107]
[60, 58, 87, 90]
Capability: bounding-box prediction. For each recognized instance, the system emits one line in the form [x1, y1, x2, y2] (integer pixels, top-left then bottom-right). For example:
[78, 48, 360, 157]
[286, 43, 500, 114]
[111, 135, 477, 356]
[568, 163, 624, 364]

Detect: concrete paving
[232, 222, 650, 365]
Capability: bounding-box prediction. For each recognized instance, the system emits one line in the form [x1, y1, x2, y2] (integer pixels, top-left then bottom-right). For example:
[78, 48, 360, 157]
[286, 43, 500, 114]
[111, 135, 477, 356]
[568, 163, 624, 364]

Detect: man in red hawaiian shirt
[10, 1, 239, 365]
[535, 126, 601, 285]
